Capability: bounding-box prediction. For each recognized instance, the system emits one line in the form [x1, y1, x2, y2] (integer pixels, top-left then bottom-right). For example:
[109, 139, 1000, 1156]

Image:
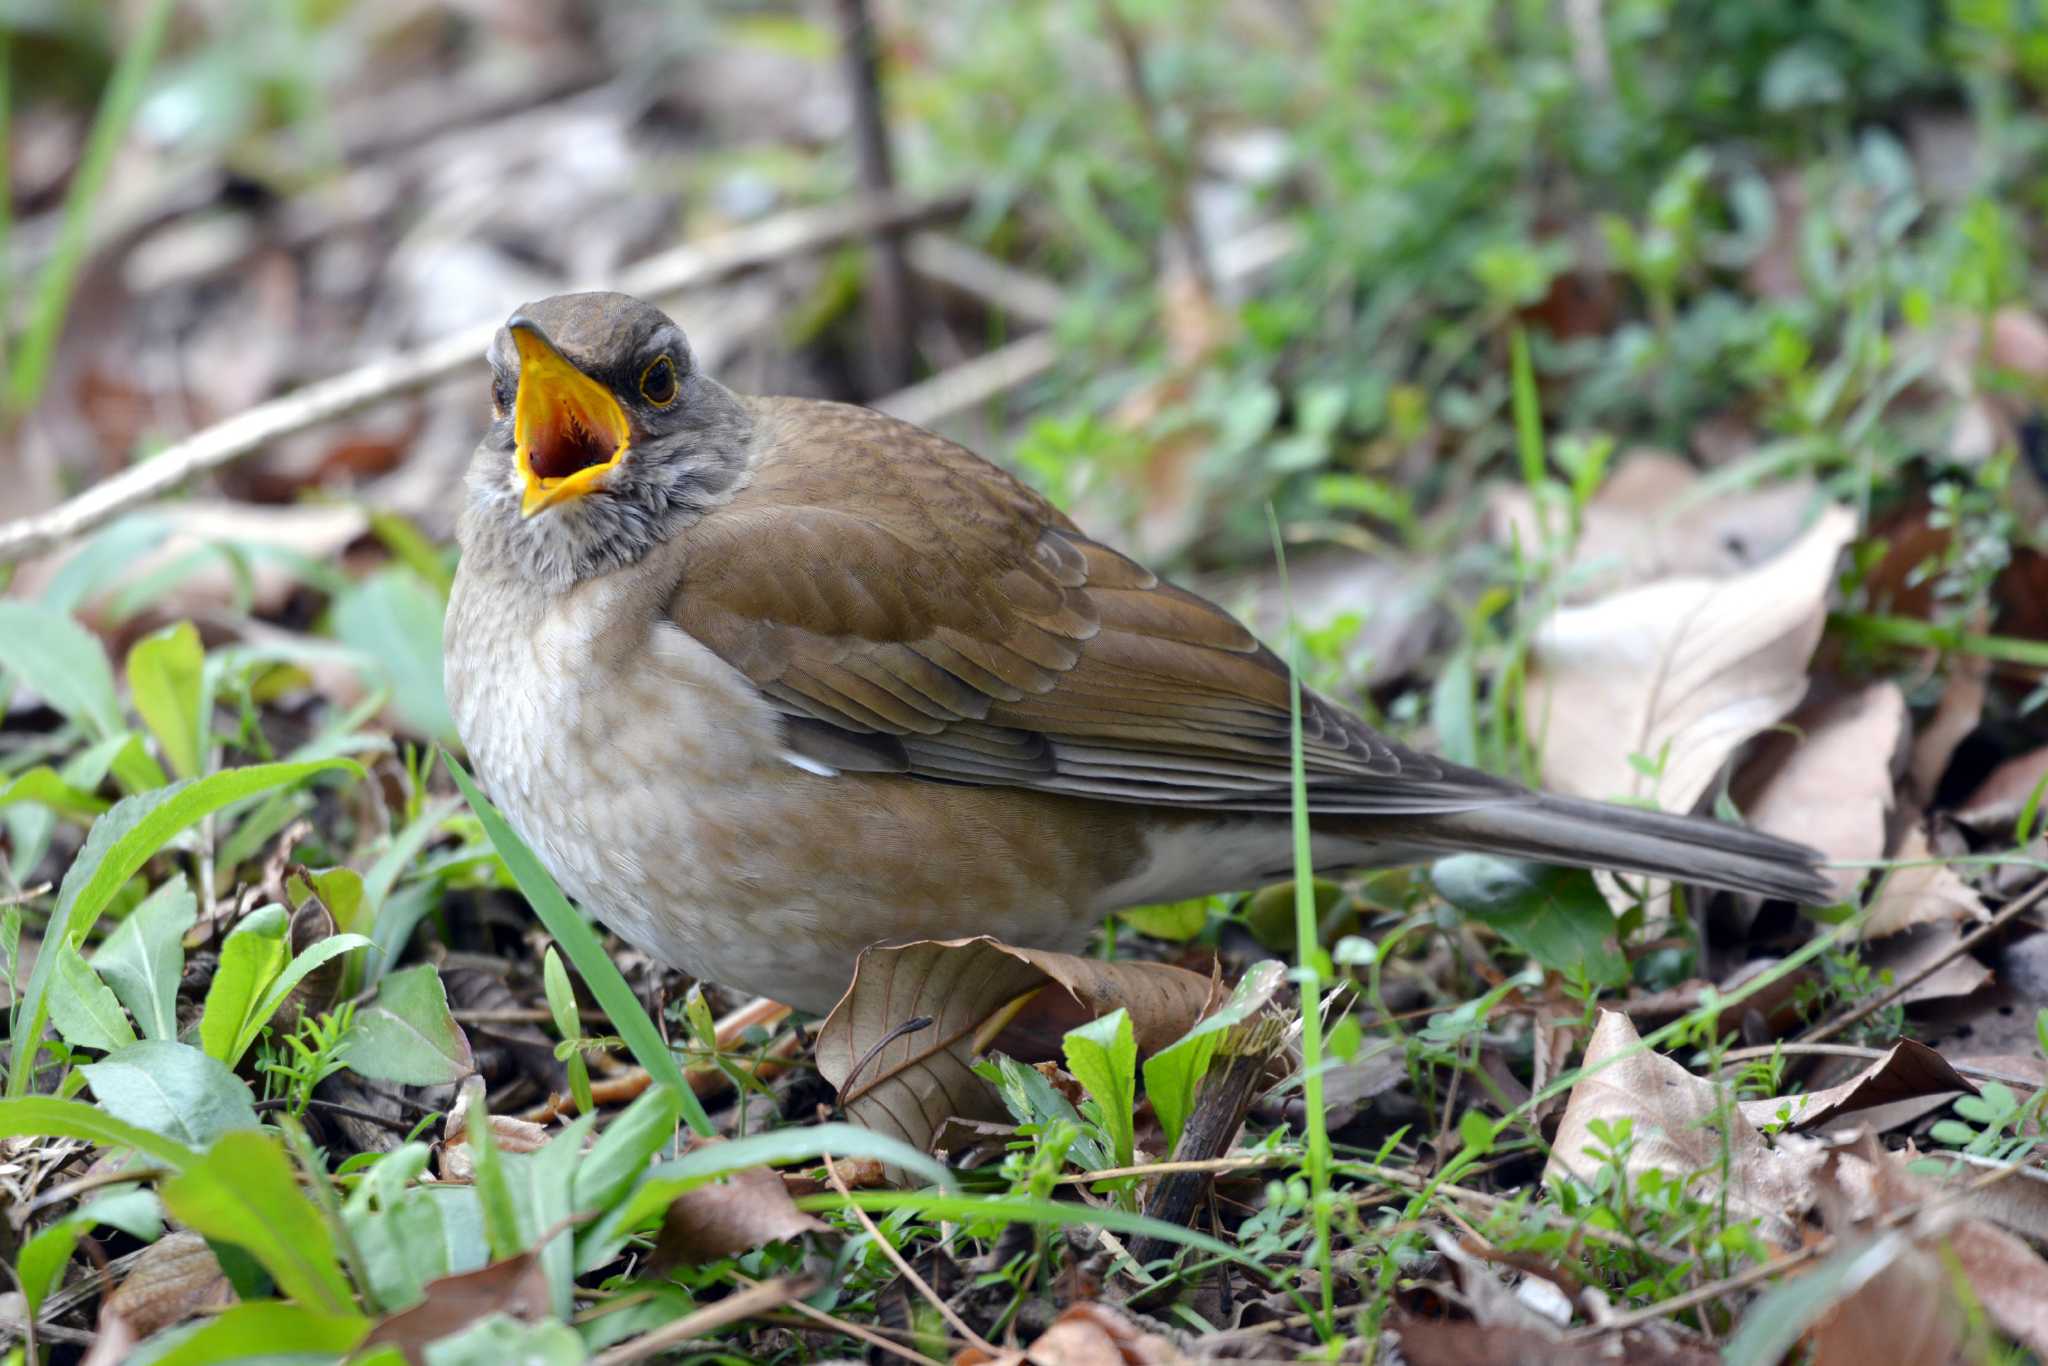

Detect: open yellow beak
[510, 320, 632, 518]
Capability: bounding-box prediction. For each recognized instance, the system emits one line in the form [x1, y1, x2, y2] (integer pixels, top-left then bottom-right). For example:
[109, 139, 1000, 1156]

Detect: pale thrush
[445, 292, 1831, 1013]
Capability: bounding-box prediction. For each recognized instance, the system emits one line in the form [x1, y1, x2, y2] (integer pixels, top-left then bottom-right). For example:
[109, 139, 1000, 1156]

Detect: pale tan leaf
[1736, 1040, 1976, 1132]
[1909, 654, 1988, 804]
[1544, 1011, 1825, 1246]
[957, 1302, 1187, 1366]
[103, 1231, 234, 1339]
[1489, 450, 1819, 601]
[1526, 505, 1855, 813]
[1735, 683, 1908, 902]
[1955, 746, 2048, 834]
[1864, 922, 1994, 1006]
[815, 937, 1219, 1158]
[1804, 1235, 1965, 1366]
[1864, 828, 1989, 940]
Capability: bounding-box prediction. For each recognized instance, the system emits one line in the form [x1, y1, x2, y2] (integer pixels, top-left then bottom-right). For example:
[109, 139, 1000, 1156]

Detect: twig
[832, 0, 917, 393]
[822, 1151, 1002, 1358]
[1714, 1041, 2042, 1091]
[591, 1275, 814, 1365]
[874, 334, 1058, 430]
[905, 235, 1065, 326]
[750, 1280, 942, 1365]
[1093, 0, 1212, 293]
[1801, 875, 2048, 1045]
[0, 190, 967, 564]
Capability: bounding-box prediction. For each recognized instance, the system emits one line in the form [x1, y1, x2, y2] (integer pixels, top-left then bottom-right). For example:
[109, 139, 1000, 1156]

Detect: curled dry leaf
[815, 936, 1219, 1158]
[1545, 1011, 1825, 1246]
[1489, 450, 1818, 601]
[1525, 504, 1854, 813]
[1955, 745, 2048, 834]
[438, 1093, 551, 1182]
[651, 1142, 827, 1268]
[1733, 682, 1908, 902]
[102, 1230, 234, 1339]
[1863, 922, 1994, 1008]
[955, 1301, 1187, 1366]
[361, 1251, 552, 1366]
[1863, 825, 1990, 941]
[1735, 1040, 1976, 1133]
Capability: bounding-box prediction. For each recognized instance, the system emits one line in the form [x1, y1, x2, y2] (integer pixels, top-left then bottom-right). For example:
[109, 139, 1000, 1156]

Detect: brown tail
[1375, 793, 1835, 903]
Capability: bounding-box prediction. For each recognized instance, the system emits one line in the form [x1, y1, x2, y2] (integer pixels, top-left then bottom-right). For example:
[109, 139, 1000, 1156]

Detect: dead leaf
[1736, 1041, 1977, 1132]
[1955, 747, 2048, 834]
[1802, 1234, 1967, 1366]
[1545, 1011, 1825, 1246]
[1911, 654, 1989, 805]
[361, 1252, 551, 1365]
[1864, 923, 1994, 1007]
[652, 1142, 827, 1268]
[955, 1302, 1186, 1366]
[815, 937, 1220, 1159]
[1489, 450, 1819, 601]
[1525, 505, 1854, 812]
[1864, 827, 1990, 940]
[438, 1093, 552, 1182]
[102, 1231, 234, 1339]
[77, 1305, 140, 1366]
[1388, 1314, 1715, 1366]
[1734, 683, 1908, 901]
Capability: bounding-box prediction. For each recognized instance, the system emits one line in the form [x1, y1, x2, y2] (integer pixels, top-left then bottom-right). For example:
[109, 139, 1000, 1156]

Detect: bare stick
[822, 1152, 1001, 1357]
[591, 1275, 813, 1365]
[873, 333, 1058, 430]
[0, 190, 967, 565]
[833, 0, 917, 393]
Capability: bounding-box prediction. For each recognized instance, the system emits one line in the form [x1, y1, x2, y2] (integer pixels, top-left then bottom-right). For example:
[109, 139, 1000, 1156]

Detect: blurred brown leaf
[651, 1144, 826, 1269]
[1864, 826, 1989, 942]
[1734, 682, 1909, 902]
[1735, 1040, 1976, 1132]
[362, 1252, 551, 1366]
[102, 1231, 234, 1340]
[955, 1302, 1186, 1366]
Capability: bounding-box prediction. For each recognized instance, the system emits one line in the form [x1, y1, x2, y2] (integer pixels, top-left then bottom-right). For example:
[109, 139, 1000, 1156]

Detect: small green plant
[258, 1003, 358, 1119]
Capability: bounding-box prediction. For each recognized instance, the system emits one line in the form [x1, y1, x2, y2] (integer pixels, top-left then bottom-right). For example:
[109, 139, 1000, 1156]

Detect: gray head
[461, 292, 752, 589]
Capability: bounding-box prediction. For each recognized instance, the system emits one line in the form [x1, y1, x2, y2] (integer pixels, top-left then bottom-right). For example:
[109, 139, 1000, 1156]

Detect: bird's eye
[639, 355, 679, 407]
[490, 370, 514, 419]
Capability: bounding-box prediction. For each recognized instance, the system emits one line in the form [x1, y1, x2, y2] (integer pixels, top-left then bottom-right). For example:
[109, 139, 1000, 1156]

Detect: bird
[445, 291, 1833, 1015]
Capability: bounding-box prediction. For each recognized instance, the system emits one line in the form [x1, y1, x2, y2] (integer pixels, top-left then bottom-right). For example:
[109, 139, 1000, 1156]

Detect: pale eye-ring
[639, 354, 679, 406]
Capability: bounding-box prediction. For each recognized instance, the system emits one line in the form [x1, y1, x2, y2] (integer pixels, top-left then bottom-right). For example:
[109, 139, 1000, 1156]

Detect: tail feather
[1378, 794, 1835, 904]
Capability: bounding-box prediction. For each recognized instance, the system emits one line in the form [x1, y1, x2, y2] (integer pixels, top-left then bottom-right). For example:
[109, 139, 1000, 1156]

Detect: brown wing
[672, 398, 1513, 814]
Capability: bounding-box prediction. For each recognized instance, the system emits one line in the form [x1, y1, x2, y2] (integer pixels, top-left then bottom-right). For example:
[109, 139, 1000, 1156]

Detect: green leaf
[1063, 1008, 1136, 1169]
[48, 943, 138, 1052]
[570, 1087, 683, 1215]
[421, 1313, 583, 1366]
[1458, 1109, 1496, 1158]
[332, 567, 455, 743]
[144, 1300, 369, 1366]
[341, 963, 475, 1086]
[793, 1191, 1246, 1264]
[18, 1188, 162, 1316]
[1142, 959, 1287, 1150]
[0, 600, 121, 739]
[1724, 1234, 1907, 1366]
[95, 877, 198, 1041]
[82, 1040, 260, 1148]
[239, 932, 374, 1062]
[541, 946, 594, 1114]
[448, 758, 712, 1135]
[161, 1130, 356, 1314]
[1115, 899, 1211, 941]
[126, 621, 209, 779]
[7, 757, 359, 1095]
[0, 1096, 197, 1168]
[463, 1097, 526, 1263]
[0, 765, 110, 819]
[1430, 855, 1630, 989]
[199, 921, 287, 1065]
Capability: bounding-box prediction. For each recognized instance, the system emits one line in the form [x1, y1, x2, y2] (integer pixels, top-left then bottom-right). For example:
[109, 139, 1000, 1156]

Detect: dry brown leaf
[1735, 683, 1908, 902]
[1525, 504, 1854, 812]
[1489, 450, 1819, 601]
[102, 1231, 234, 1339]
[361, 1252, 551, 1366]
[1955, 747, 2048, 834]
[1865, 923, 1994, 1006]
[1910, 654, 1989, 805]
[1544, 1011, 1825, 1246]
[651, 1143, 827, 1268]
[1864, 826, 1990, 940]
[438, 1094, 552, 1182]
[1804, 1234, 1967, 1366]
[955, 1302, 1186, 1366]
[815, 937, 1219, 1158]
[1736, 1040, 1977, 1132]
[1388, 1314, 1715, 1366]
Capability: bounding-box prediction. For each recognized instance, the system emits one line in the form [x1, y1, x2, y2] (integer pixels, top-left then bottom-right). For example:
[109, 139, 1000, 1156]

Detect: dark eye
[639, 355, 679, 406]
[490, 369, 514, 418]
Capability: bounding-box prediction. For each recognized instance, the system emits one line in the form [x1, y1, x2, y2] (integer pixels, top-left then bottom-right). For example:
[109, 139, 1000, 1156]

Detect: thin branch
[591, 1275, 813, 1366]
[832, 0, 917, 393]
[0, 190, 967, 565]
[822, 1152, 1001, 1358]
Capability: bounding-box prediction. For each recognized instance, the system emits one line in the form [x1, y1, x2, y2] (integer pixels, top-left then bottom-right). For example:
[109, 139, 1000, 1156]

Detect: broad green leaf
[0, 1095, 197, 1167]
[449, 759, 712, 1134]
[0, 600, 121, 739]
[340, 963, 475, 1086]
[1063, 1008, 1136, 1169]
[143, 1300, 369, 1366]
[464, 1097, 526, 1264]
[7, 758, 359, 1095]
[1430, 855, 1629, 989]
[0, 765, 109, 819]
[1142, 959, 1287, 1150]
[126, 622, 208, 779]
[48, 944, 138, 1053]
[525, 1112, 590, 1320]
[95, 877, 198, 1041]
[107, 730, 170, 794]
[82, 1041, 260, 1148]
[1115, 898, 1211, 941]
[199, 922, 287, 1065]
[422, 1313, 583, 1366]
[570, 1086, 682, 1214]
[17, 1187, 162, 1315]
[541, 946, 594, 1114]
[333, 567, 456, 742]
[161, 1131, 356, 1314]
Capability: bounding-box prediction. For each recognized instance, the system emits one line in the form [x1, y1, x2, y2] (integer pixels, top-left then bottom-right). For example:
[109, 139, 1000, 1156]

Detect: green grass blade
[794, 1191, 1251, 1266]
[7, 0, 176, 413]
[0, 1094, 198, 1168]
[447, 757, 715, 1136]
